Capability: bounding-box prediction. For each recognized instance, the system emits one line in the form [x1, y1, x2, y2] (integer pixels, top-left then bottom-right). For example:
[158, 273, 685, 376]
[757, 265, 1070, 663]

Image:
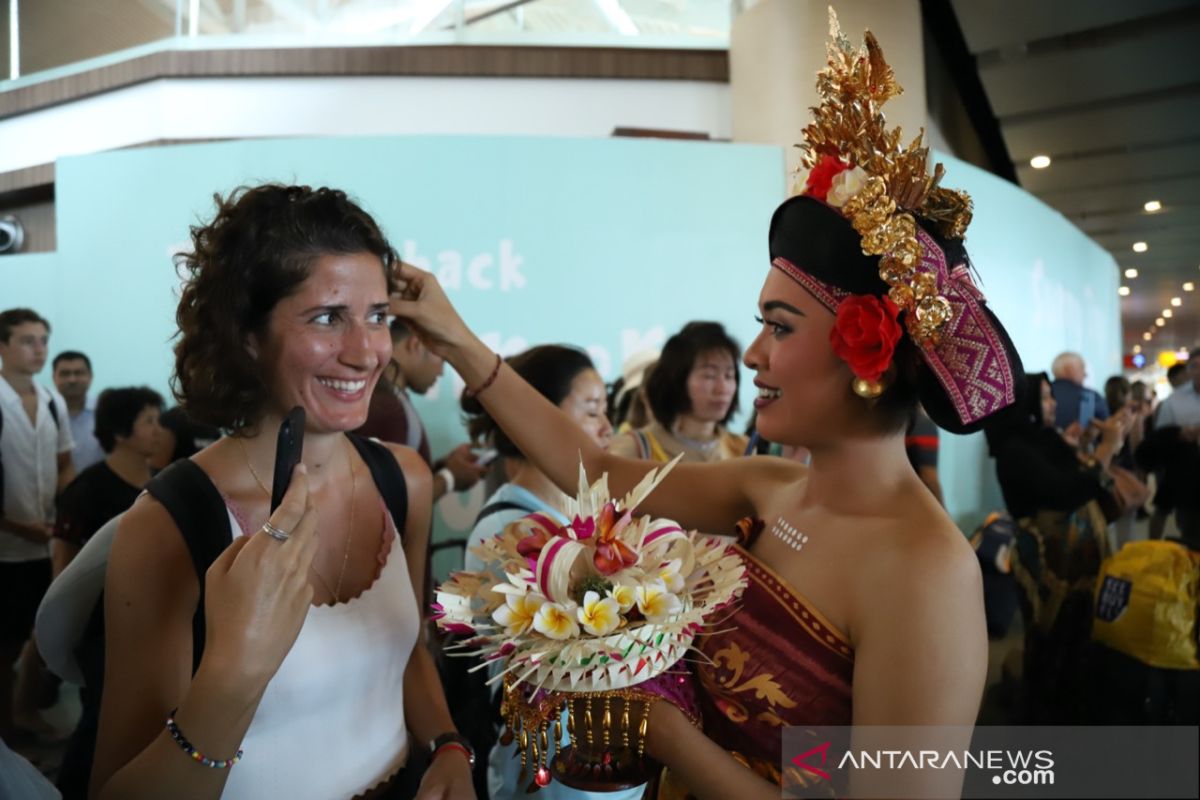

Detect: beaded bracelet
[464, 352, 503, 399]
[166, 709, 244, 769]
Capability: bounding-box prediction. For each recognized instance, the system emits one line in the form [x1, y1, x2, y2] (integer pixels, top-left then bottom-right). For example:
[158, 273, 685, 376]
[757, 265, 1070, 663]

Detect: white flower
[826, 166, 870, 208]
[533, 601, 580, 640]
[492, 592, 545, 637]
[607, 580, 638, 614]
[653, 559, 686, 594]
[577, 591, 622, 636]
[635, 579, 683, 623]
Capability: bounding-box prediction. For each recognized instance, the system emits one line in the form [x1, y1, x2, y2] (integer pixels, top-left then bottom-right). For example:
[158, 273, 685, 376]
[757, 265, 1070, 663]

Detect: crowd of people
[1, 20, 1196, 800]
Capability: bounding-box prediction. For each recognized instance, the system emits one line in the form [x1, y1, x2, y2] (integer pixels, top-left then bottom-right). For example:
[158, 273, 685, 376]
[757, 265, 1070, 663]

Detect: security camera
[0, 215, 24, 254]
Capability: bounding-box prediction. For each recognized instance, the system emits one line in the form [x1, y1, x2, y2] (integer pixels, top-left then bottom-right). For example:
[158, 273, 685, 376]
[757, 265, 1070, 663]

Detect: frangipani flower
[533, 601, 580, 640]
[492, 591, 545, 637]
[826, 165, 870, 208]
[576, 591, 621, 636]
[607, 579, 638, 613]
[593, 501, 638, 576]
[636, 580, 683, 623]
[654, 559, 686, 594]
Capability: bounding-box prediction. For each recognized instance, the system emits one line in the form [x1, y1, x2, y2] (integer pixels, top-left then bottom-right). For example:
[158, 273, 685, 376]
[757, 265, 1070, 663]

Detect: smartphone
[1078, 392, 1096, 431]
[475, 448, 500, 467]
[270, 406, 306, 513]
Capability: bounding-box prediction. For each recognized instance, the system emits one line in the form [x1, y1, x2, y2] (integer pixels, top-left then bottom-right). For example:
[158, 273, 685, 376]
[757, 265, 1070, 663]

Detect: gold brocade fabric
[647, 544, 854, 799]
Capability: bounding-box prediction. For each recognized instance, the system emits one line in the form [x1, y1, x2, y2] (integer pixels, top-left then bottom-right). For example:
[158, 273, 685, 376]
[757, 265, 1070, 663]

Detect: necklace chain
[238, 436, 357, 603]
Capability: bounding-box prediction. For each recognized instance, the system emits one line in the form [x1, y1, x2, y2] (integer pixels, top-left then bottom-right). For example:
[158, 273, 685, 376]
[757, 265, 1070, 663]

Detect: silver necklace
[770, 515, 809, 552]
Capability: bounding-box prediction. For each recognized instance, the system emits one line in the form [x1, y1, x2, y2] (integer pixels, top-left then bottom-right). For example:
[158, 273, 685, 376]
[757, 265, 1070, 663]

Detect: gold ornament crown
[797, 8, 974, 345]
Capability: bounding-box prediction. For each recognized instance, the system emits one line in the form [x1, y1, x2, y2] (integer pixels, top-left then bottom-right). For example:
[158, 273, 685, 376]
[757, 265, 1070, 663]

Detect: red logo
[791, 741, 832, 781]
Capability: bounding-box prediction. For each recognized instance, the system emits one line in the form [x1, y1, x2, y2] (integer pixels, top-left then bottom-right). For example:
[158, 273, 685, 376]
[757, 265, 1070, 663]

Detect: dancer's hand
[390, 261, 476, 360]
[201, 465, 320, 687]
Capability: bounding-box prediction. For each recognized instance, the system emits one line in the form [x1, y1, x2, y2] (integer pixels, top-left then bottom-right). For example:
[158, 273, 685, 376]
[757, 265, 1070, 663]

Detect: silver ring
[262, 522, 291, 542]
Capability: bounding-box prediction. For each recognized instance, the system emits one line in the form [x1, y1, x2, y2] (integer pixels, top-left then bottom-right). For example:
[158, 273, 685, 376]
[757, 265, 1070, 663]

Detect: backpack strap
[348, 434, 409, 539]
[144, 459, 231, 674]
[474, 499, 539, 527]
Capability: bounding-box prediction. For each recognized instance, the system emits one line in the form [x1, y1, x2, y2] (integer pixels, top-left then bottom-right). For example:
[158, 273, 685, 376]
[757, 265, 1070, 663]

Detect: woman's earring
[852, 377, 887, 399]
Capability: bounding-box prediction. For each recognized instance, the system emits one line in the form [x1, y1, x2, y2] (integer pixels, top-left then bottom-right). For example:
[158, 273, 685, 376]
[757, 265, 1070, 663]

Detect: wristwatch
[430, 732, 476, 767]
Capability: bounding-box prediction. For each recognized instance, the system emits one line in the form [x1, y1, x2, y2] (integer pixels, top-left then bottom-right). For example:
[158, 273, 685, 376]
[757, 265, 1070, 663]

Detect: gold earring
[852, 377, 886, 399]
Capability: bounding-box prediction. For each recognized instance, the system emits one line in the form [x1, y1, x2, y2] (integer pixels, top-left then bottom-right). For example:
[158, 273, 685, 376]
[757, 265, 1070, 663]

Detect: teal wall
[0, 136, 1120, 570]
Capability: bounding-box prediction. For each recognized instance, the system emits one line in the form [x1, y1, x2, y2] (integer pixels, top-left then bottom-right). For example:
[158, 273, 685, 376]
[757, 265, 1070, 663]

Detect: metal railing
[3, 0, 733, 89]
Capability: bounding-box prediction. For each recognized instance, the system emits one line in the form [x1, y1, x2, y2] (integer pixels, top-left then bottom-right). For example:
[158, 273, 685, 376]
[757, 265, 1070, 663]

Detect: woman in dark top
[984, 372, 1127, 722]
[52, 387, 163, 574]
[985, 372, 1125, 518]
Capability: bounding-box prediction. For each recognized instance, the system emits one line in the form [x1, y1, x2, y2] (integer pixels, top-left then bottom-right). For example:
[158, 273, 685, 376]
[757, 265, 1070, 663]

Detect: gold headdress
[797, 8, 974, 344]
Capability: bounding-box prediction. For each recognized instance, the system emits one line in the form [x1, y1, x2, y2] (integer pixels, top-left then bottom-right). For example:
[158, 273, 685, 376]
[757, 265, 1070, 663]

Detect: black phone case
[270, 407, 305, 512]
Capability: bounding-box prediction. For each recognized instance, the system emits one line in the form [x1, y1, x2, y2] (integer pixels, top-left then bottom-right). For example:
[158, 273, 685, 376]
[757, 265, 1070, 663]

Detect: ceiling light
[1118, 286, 1131, 296]
[1132, 241, 1148, 253]
[1156, 318, 1166, 327]
[1171, 297, 1182, 307]
[1029, 155, 1051, 169]
[1125, 268, 1139, 278]
[1185, 282, 1195, 292]
[1144, 200, 1162, 212]
[1133, 345, 1142, 354]
[1144, 332, 1153, 341]
[1163, 309, 1173, 318]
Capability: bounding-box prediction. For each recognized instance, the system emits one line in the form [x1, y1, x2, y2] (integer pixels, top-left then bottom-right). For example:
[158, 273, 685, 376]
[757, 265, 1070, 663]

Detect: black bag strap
[144, 459, 232, 674]
[348, 434, 409, 539]
[474, 500, 539, 527]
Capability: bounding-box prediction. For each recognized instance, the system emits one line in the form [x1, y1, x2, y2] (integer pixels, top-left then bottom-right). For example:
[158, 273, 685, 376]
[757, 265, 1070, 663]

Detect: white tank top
[219, 501, 419, 800]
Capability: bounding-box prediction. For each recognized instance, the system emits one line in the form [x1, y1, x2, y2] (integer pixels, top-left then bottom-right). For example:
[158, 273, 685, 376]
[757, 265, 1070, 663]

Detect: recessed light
[1185, 282, 1195, 292]
[1144, 332, 1153, 341]
[1132, 242, 1148, 253]
[1029, 155, 1052, 169]
[1156, 318, 1166, 327]
[1133, 345, 1142, 354]
[1144, 200, 1162, 212]
[1171, 297, 1182, 307]
[1118, 286, 1131, 296]
[1125, 268, 1139, 278]
[1163, 309, 1173, 318]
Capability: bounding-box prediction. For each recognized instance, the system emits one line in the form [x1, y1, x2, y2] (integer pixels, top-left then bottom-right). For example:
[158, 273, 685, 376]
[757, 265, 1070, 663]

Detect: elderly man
[1050, 351, 1110, 431]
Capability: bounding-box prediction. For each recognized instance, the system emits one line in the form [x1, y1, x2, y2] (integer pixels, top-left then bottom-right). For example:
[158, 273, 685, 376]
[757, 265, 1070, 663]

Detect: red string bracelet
[432, 741, 473, 765]
[464, 352, 502, 399]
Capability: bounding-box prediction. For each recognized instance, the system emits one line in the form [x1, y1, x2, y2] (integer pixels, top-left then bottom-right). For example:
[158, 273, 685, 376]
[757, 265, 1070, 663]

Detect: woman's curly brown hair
[172, 184, 397, 430]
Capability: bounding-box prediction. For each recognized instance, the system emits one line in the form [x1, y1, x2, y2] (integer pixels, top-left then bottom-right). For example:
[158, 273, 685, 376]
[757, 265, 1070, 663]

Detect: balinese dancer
[392, 11, 1023, 799]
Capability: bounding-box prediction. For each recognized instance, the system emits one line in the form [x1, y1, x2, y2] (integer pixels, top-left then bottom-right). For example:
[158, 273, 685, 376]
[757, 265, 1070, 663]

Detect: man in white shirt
[0, 308, 74, 740]
[53, 350, 105, 473]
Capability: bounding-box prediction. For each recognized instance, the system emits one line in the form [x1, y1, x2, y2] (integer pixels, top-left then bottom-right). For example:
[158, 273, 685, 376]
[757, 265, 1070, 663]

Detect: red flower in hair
[829, 295, 903, 382]
[803, 154, 851, 202]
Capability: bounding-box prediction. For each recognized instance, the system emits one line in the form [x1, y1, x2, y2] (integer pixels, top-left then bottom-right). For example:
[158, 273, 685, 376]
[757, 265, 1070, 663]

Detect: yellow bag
[1092, 541, 1200, 670]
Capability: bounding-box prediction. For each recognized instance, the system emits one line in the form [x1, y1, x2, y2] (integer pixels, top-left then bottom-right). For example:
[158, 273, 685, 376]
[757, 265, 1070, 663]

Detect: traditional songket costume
[694, 524, 853, 779]
[655, 11, 1024, 797]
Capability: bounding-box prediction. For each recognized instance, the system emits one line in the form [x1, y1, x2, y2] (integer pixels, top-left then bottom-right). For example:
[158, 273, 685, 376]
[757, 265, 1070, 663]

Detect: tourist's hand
[416, 748, 476, 800]
[1061, 421, 1082, 448]
[390, 261, 476, 360]
[200, 466, 320, 687]
[444, 444, 488, 491]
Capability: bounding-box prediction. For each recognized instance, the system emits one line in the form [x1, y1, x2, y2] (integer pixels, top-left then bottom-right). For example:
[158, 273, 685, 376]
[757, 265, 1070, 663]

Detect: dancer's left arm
[389, 444, 475, 800]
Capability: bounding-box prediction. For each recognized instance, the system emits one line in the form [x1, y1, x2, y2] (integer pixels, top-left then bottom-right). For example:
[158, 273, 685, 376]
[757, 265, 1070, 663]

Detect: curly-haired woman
[91, 185, 473, 800]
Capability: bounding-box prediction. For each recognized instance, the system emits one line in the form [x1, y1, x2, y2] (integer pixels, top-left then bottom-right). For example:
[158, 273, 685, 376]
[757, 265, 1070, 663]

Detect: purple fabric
[912, 228, 1017, 426]
[770, 225, 1017, 428]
